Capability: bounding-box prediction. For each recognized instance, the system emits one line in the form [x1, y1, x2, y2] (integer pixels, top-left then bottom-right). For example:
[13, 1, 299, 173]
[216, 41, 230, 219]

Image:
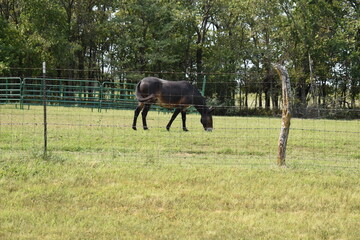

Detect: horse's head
[200, 107, 214, 131]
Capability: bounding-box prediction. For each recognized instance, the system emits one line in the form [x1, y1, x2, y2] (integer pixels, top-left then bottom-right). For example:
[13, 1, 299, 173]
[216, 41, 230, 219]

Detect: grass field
[1, 105, 360, 239]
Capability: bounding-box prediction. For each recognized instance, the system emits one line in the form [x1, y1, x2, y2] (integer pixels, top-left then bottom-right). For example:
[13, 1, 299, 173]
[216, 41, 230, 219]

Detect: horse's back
[137, 77, 202, 107]
[139, 77, 194, 94]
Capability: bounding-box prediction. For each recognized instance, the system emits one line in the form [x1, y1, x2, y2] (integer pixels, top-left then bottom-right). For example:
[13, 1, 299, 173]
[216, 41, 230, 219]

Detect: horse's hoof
[132, 126, 137, 130]
[183, 128, 189, 132]
[143, 127, 149, 130]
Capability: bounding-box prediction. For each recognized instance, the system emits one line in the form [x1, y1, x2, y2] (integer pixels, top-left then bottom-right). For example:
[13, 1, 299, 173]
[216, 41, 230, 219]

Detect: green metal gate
[100, 82, 137, 110]
[1, 77, 205, 112]
[0, 77, 23, 107]
[22, 78, 102, 108]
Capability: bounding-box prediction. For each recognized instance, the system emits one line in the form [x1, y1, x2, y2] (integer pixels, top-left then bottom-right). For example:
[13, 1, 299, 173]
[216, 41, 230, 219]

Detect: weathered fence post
[273, 64, 292, 166]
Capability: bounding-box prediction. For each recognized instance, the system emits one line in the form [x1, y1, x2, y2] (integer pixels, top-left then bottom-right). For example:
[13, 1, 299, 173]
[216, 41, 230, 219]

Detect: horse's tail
[135, 81, 156, 102]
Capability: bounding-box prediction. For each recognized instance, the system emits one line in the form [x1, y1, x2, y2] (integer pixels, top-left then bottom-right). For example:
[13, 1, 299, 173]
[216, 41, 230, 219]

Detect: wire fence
[1, 76, 360, 170]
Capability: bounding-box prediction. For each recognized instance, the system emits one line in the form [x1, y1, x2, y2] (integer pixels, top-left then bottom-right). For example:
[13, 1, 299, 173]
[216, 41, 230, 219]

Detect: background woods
[1, 0, 359, 114]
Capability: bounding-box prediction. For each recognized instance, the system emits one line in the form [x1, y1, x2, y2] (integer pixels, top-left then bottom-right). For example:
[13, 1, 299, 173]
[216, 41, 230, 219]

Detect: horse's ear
[208, 106, 214, 113]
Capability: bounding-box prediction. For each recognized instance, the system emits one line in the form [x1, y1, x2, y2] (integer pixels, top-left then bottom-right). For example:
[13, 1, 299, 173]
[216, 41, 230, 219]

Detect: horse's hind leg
[141, 104, 151, 130]
[166, 108, 181, 131]
[181, 110, 188, 131]
[132, 103, 144, 130]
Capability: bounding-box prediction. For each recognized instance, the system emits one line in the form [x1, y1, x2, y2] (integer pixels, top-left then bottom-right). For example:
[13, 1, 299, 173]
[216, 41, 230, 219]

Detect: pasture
[1, 105, 360, 239]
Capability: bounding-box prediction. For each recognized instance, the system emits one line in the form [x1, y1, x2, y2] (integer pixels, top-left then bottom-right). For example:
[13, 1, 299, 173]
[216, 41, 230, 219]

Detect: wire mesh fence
[1, 76, 360, 170]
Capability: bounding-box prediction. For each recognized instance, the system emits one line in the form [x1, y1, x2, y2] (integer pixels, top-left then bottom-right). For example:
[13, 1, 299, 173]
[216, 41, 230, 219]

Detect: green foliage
[0, 0, 359, 107]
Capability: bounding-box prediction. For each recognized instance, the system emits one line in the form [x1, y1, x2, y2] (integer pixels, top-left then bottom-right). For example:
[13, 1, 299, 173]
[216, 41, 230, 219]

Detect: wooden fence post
[273, 64, 292, 166]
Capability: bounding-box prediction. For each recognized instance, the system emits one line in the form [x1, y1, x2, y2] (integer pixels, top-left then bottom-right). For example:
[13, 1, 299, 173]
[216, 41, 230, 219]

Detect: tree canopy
[1, 0, 359, 111]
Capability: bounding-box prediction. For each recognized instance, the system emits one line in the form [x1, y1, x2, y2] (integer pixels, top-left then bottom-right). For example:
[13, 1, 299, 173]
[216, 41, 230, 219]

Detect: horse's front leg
[166, 108, 181, 131]
[142, 104, 151, 130]
[132, 103, 144, 130]
[181, 110, 188, 131]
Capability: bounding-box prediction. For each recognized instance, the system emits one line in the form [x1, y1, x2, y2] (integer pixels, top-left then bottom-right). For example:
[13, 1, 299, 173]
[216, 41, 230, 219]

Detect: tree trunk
[259, 90, 263, 108]
[245, 89, 248, 108]
[196, 46, 203, 82]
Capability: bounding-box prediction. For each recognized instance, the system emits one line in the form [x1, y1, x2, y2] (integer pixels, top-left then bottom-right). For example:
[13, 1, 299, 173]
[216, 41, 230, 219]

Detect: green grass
[1, 105, 360, 239]
[1, 105, 359, 168]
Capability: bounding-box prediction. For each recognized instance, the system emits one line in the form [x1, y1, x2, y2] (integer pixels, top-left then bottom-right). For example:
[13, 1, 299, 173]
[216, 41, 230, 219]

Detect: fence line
[1, 104, 359, 169]
[1, 75, 360, 170]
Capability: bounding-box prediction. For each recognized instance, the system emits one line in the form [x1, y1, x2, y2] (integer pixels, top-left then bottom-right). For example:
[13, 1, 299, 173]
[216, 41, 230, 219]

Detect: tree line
[1, 0, 359, 114]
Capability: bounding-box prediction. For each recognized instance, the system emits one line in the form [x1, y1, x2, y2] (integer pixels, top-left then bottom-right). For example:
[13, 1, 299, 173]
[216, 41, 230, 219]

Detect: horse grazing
[132, 77, 214, 131]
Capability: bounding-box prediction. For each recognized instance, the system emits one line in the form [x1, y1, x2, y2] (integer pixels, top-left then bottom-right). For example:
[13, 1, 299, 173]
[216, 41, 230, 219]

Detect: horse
[132, 77, 214, 131]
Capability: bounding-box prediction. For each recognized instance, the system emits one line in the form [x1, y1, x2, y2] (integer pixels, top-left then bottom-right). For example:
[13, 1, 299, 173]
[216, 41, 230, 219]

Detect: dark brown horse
[132, 77, 214, 131]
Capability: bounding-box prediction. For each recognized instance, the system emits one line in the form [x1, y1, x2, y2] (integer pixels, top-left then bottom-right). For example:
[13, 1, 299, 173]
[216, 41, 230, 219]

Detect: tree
[0, 0, 359, 110]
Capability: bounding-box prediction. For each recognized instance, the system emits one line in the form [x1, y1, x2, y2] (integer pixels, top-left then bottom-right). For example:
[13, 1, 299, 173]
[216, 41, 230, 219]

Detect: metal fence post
[202, 75, 206, 96]
[99, 82, 103, 112]
[42, 62, 47, 157]
[20, 78, 24, 109]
